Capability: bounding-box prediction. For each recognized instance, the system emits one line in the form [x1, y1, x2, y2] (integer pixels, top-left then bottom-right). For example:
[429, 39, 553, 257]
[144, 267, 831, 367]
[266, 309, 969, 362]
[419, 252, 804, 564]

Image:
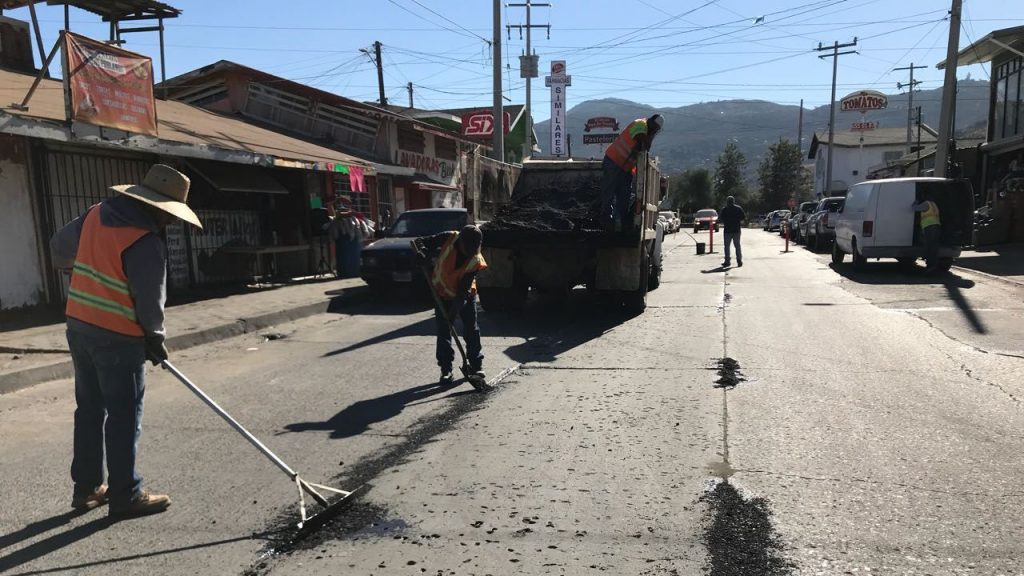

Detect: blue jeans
[436, 296, 483, 372]
[723, 230, 742, 264]
[600, 156, 634, 226]
[67, 329, 145, 506]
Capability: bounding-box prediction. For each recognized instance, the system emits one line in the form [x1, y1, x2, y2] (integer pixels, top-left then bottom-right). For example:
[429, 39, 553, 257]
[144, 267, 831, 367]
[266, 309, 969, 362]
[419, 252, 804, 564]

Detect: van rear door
[872, 181, 915, 247]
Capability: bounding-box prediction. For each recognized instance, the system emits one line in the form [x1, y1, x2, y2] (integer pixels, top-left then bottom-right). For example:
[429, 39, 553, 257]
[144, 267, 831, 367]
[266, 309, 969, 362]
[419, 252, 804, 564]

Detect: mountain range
[533, 80, 990, 175]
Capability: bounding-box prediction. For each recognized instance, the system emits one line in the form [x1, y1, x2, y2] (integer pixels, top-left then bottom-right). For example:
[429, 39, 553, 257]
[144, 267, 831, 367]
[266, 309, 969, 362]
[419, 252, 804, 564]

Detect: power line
[403, 0, 491, 43]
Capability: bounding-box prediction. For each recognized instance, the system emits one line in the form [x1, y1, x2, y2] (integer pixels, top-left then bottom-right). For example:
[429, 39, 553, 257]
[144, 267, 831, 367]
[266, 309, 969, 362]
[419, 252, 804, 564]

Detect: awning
[937, 24, 1024, 69]
[187, 159, 289, 194]
[406, 177, 458, 192]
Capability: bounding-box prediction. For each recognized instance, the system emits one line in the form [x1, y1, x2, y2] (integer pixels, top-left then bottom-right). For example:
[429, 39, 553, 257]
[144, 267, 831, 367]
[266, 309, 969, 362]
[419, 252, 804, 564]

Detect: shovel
[417, 260, 488, 391]
[161, 360, 365, 533]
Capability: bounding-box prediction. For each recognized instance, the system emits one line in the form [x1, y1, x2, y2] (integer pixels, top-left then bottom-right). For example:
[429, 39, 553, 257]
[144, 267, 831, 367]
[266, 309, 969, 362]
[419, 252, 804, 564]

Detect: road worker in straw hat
[50, 164, 202, 519]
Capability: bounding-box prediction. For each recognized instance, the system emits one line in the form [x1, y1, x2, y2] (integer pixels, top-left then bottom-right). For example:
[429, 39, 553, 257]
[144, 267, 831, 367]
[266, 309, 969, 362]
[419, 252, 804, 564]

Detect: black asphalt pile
[713, 357, 746, 388]
[485, 169, 606, 232]
[701, 481, 794, 576]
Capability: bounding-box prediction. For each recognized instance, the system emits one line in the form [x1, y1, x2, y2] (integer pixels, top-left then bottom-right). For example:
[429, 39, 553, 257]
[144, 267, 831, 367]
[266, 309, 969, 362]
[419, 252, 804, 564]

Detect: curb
[0, 285, 370, 395]
[952, 265, 1024, 290]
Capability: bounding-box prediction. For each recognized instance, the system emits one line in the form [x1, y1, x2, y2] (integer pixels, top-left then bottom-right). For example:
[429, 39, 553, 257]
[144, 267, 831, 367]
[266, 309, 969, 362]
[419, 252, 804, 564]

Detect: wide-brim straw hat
[110, 164, 202, 228]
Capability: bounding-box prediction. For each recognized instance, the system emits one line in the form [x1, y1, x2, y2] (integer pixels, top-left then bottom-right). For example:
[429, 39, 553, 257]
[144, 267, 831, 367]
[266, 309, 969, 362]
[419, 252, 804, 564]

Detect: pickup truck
[477, 154, 665, 312]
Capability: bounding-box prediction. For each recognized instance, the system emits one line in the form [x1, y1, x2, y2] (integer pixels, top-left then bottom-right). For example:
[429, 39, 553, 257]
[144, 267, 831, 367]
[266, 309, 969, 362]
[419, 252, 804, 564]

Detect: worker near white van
[913, 194, 941, 273]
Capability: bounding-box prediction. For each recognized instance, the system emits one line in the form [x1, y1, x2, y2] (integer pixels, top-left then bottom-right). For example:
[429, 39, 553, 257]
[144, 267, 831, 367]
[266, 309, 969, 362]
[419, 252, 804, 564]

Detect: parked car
[787, 201, 818, 243]
[803, 196, 845, 252]
[832, 177, 974, 271]
[693, 208, 719, 232]
[766, 210, 789, 232]
[360, 208, 469, 290]
[658, 210, 680, 233]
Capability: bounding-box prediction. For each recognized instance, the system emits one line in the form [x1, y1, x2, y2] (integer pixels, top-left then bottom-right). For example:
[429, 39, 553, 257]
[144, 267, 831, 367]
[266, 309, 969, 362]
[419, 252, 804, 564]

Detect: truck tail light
[862, 220, 873, 238]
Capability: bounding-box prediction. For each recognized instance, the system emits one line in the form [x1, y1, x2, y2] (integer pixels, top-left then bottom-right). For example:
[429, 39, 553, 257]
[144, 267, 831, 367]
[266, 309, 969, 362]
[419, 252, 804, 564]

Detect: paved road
[1, 230, 1023, 575]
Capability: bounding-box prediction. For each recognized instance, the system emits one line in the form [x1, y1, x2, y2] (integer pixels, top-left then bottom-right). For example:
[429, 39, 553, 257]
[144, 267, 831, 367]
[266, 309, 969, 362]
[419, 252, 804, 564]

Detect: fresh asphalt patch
[711, 357, 745, 389]
[701, 481, 794, 576]
[241, 371, 510, 575]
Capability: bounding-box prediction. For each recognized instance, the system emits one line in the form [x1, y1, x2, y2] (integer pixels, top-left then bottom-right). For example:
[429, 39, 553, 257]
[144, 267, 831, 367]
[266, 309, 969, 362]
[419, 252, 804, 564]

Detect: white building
[807, 128, 936, 197]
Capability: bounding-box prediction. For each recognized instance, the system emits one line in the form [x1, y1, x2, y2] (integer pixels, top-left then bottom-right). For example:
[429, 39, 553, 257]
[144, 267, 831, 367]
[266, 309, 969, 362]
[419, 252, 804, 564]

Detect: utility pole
[797, 98, 804, 156]
[407, 82, 414, 108]
[816, 38, 858, 196]
[374, 41, 387, 107]
[508, 1, 550, 161]
[895, 63, 926, 154]
[935, 0, 962, 177]
[492, 0, 504, 161]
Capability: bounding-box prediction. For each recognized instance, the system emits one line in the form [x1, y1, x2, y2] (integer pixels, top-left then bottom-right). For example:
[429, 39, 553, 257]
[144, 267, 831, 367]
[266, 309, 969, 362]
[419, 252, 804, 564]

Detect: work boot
[439, 368, 454, 385]
[71, 484, 108, 511]
[737, 261, 743, 267]
[108, 490, 171, 519]
[721, 261, 730, 267]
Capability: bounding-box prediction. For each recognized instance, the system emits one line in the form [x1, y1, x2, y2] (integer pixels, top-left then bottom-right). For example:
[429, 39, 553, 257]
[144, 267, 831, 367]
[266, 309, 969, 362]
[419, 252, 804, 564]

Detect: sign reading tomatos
[63, 31, 157, 136]
[840, 90, 888, 113]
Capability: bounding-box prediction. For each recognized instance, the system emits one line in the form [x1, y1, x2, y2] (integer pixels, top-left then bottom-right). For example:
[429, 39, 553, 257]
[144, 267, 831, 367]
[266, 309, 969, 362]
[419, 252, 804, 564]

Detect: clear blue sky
[6, 0, 1022, 120]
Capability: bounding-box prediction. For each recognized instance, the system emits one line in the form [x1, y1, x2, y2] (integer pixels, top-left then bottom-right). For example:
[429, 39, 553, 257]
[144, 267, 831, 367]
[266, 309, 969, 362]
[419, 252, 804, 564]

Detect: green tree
[712, 142, 749, 208]
[757, 138, 808, 211]
[668, 168, 713, 215]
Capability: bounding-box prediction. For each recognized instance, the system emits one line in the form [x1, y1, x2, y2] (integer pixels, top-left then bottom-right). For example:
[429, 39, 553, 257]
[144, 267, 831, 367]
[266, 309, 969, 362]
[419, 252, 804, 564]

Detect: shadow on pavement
[322, 289, 638, 365]
[1, 531, 252, 576]
[284, 379, 464, 439]
[0, 515, 112, 574]
[701, 266, 730, 274]
[830, 261, 986, 334]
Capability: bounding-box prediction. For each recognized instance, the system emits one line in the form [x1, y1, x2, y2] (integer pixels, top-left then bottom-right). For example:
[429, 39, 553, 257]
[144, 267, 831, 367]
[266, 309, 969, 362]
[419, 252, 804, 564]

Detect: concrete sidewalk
[0, 277, 368, 394]
[953, 244, 1024, 288]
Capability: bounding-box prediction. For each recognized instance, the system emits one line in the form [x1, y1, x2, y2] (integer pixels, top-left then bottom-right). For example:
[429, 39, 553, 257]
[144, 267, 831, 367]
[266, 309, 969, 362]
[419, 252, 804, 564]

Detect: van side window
[844, 184, 871, 212]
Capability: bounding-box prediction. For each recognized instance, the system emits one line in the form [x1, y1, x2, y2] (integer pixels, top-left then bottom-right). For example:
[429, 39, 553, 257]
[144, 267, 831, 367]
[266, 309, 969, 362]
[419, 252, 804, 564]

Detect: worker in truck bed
[412, 225, 488, 385]
[601, 114, 664, 232]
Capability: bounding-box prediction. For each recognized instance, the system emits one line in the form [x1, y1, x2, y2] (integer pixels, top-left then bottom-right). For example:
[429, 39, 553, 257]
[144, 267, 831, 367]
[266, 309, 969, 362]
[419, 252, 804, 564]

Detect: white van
[832, 177, 974, 271]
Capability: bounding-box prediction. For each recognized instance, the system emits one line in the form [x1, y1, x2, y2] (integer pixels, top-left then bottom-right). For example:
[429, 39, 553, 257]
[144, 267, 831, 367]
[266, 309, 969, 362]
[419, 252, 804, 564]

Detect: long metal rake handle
[161, 360, 298, 481]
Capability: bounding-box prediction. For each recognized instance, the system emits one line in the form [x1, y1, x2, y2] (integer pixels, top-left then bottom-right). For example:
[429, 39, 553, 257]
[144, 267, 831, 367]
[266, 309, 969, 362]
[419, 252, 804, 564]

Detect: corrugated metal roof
[0, 68, 374, 172]
[938, 24, 1024, 69]
[0, 0, 180, 21]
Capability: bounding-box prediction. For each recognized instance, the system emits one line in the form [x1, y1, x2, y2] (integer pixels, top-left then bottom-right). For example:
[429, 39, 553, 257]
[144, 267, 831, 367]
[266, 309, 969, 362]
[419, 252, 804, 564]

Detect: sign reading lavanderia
[63, 31, 157, 136]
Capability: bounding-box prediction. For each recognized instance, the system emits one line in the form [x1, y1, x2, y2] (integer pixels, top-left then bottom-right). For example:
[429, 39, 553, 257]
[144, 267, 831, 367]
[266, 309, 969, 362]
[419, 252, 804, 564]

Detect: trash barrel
[696, 242, 706, 255]
[335, 236, 362, 278]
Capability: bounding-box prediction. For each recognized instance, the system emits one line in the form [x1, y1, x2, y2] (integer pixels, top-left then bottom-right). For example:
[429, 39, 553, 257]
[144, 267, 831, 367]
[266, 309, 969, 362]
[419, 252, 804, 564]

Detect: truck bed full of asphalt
[483, 165, 608, 234]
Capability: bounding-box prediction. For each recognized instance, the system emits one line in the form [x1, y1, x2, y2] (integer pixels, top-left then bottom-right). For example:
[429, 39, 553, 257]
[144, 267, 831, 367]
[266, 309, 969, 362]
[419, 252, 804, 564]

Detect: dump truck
[476, 153, 665, 312]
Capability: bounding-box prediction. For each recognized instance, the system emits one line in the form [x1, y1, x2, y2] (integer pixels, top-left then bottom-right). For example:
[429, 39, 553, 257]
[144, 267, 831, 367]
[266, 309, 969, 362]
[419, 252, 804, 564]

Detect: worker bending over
[601, 114, 664, 231]
[412, 225, 488, 385]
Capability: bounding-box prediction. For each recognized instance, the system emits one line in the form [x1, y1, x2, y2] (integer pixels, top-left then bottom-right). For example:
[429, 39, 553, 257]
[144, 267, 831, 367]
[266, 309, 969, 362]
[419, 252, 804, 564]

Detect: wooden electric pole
[816, 38, 858, 196]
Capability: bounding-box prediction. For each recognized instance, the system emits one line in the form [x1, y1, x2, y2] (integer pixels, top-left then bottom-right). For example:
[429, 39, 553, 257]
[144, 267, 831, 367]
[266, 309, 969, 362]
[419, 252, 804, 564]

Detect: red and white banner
[64, 31, 157, 135]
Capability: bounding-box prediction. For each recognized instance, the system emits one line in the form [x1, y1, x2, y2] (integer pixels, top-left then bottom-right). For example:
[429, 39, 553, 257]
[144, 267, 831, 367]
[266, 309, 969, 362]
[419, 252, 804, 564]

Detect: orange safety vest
[431, 232, 488, 300]
[65, 206, 150, 337]
[605, 118, 649, 171]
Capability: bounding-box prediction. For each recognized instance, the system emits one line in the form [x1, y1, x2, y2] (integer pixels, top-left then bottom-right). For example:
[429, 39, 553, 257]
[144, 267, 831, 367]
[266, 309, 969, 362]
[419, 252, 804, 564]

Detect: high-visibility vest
[65, 206, 150, 337]
[920, 200, 941, 229]
[605, 119, 649, 171]
[431, 232, 488, 300]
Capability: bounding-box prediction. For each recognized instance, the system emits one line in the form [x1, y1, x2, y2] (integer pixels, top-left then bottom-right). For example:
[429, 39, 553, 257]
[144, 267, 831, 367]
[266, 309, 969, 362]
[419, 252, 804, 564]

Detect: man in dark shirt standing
[719, 196, 746, 267]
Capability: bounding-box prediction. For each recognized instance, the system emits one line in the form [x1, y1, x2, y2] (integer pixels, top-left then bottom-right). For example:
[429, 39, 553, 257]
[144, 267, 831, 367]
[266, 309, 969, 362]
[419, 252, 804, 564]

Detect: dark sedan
[360, 208, 468, 290]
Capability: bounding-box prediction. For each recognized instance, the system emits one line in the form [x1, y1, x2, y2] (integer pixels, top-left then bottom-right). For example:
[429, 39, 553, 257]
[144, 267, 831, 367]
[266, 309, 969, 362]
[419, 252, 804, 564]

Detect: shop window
[397, 125, 425, 153]
[435, 137, 457, 161]
[377, 178, 394, 227]
[334, 175, 371, 218]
